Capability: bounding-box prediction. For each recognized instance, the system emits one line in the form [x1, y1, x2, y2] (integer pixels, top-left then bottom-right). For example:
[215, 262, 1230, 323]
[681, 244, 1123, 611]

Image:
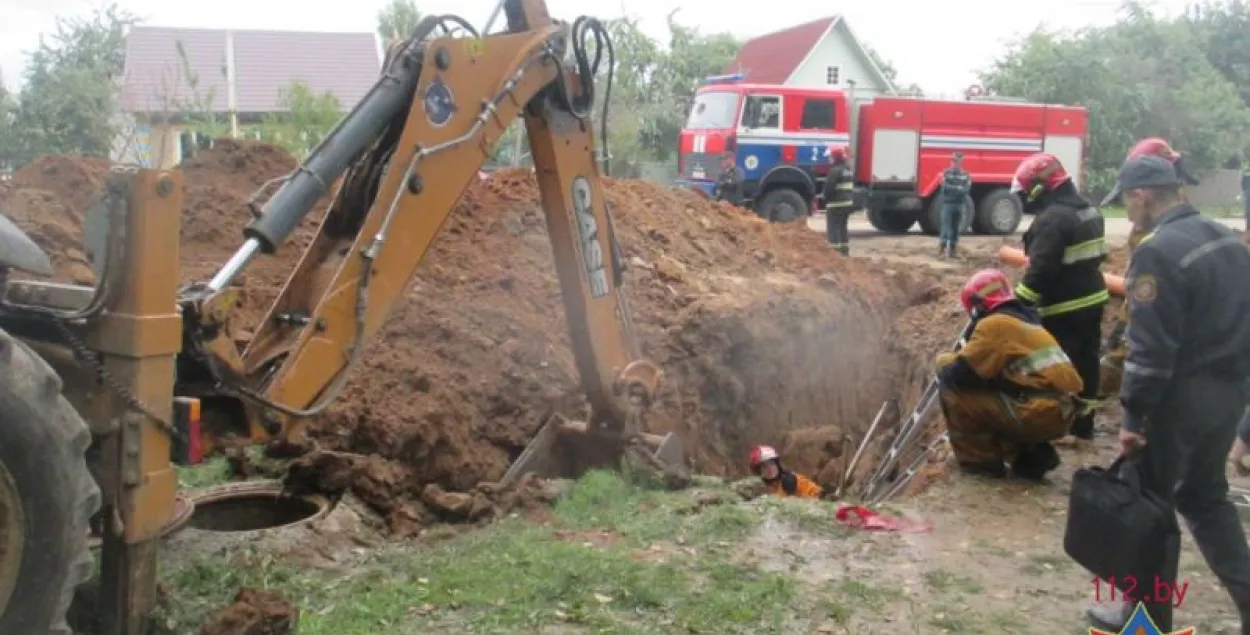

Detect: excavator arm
[180, 0, 675, 472]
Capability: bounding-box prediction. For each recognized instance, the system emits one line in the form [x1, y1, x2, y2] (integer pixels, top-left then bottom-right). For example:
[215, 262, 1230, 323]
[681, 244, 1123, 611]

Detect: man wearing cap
[1099, 138, 1200, 398]
[1085, 155, 1250, 634]
[937, 152, 971, 259]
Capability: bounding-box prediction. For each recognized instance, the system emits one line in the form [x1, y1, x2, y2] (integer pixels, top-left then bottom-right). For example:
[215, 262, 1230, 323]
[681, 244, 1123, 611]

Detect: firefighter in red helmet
[1010, 153, 1108, 442]
[823, 145, 855, 256]
[934, 269, 1085, 479]
[748, 445, 822, 499]
[1100, 138, 1200, 397]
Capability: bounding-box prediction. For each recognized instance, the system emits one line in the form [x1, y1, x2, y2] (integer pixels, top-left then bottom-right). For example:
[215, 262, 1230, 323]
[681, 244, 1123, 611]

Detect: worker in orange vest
[749, 445, 822, 499]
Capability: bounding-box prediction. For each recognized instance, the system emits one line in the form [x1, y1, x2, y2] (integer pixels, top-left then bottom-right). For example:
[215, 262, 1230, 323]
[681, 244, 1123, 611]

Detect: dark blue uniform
[1121, 203, 1250, 631]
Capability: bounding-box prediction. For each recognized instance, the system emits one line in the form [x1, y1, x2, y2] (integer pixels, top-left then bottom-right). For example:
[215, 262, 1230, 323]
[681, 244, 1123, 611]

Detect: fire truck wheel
[866, 207, 917, 235]
[919, 196, 974, 236]
[972, 189, 1024, 236]
[756, 188, 808, 223]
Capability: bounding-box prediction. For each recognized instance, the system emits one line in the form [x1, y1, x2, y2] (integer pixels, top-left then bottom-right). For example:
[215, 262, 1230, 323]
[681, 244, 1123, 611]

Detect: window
[825, 65, 842, 86]
[684, 91, 740, 129]
[742, 95, 781, 130]
[799, 98, 837, 130]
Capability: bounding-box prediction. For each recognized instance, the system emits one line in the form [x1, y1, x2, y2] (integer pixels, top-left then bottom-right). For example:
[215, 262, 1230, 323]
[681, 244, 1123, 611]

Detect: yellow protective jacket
[937, 302, 1084, 431]
[766, 471, 823, 499]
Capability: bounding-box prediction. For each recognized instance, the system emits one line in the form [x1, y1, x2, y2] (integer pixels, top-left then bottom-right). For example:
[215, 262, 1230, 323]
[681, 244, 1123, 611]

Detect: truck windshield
[685, 92, 739, 130]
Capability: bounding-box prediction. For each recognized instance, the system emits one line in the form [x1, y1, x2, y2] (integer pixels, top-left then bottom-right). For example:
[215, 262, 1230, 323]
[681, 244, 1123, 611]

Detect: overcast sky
[3, 0, 1195, 96]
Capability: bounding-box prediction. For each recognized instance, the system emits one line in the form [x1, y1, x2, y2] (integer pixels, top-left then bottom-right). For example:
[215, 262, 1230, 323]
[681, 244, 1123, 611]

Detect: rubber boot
[937, 242, 947, 259]
[1010, 443, 1061, 480]
[947, 243, 958, 259]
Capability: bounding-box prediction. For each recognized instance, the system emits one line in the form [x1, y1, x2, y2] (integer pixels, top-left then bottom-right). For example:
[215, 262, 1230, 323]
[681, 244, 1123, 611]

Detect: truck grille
[681, 152, 722, 181]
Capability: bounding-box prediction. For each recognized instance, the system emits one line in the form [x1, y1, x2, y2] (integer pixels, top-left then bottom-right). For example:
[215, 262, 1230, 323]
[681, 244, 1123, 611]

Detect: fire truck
[676, 75, 1088, 236]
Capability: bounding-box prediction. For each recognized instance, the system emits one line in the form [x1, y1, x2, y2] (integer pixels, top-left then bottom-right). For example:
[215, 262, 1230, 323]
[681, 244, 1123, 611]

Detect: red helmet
[749, 445, 780, 472]
[1103, 137, 1199, 206]
[1010, 153, 1071, 204]
[1128, 137, 1180, 162]
[960, 268, 1014, 314]
[825, 145, 849, 163]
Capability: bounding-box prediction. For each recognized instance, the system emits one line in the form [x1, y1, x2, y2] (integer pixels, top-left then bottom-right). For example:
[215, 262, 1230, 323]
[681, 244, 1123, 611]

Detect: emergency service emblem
[744, 155, 759, 170]
[1088, 602, 1194, 635]
[1131, 274, 1158, 304]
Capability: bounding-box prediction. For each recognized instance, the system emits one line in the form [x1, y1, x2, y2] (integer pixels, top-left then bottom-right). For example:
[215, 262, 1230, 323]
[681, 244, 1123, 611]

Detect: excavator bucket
[500, 414, 683, 488]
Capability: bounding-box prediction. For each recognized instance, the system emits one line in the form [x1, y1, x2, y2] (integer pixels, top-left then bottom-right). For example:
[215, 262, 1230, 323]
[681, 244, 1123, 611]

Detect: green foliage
[2, 3, 136, 168]
[376, 0, 422, 44]
[980, 1, 1250, 197]
[593, 16, 741, 175]
[259, 82, 344, 157]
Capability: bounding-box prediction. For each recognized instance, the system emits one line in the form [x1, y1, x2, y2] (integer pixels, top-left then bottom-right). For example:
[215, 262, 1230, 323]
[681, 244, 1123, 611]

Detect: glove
[935, 351, 957, 369]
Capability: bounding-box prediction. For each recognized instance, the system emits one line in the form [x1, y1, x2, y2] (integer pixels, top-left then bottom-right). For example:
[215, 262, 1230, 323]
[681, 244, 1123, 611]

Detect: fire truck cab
[677, 76, 1088, 236]
[677, 76, 848, 224]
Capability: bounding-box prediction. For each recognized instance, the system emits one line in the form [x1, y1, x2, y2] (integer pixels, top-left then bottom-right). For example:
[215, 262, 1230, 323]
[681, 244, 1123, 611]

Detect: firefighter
[935, 268, 1084, 479]
[1242, 155, 1250, 244]
[823, 145, 855, 256]
[1099, 138, 1200, 396]
[1085, 154, 1250, 634]
[938, 152, 971, 259]
[1010, 153, 1108, 442]
[748, 445, 822, 499]
[712, 151, 743, 205]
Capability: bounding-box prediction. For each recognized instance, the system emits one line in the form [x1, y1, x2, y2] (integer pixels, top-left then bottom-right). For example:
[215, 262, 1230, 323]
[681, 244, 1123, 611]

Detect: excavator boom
[181, 0, 677, 471]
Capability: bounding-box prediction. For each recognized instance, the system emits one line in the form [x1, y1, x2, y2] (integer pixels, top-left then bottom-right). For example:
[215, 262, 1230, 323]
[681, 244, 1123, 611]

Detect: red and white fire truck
[676, 76, 1088, 235]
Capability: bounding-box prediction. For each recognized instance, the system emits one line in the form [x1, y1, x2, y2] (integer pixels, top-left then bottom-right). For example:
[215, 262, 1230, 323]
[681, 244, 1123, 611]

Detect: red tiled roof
[724, 17, 836, 84]
[121, 26, 380, 115]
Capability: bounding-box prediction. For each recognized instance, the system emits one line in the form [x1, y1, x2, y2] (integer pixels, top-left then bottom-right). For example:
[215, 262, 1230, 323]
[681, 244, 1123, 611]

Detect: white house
[723, 16, 897, 97]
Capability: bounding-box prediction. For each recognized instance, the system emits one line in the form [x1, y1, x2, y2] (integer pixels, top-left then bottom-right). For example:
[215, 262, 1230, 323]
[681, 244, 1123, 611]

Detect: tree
[0, 69, 15, 171]
[259, 81, 343, 157]
[1187, 0, 1250, 110]
[377, 0, 422, 44]
[5, 3, 137, 167]
[980, 3, 1250, 196]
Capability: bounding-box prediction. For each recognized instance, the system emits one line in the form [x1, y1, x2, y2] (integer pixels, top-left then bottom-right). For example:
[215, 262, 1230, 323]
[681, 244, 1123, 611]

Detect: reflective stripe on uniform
[1124, 360, 1173, 378]
[1037, 289, 1110, 317]
[1015, 284, 1041, 303]
[1062, 237, 1109, 264]
[1006, 345, 1072, 376]
[835, 182, 854, 191]
[827, 201, 854, 209]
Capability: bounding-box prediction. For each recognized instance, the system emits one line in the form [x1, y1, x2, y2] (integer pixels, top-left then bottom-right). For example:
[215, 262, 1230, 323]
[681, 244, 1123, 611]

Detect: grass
[155, 471, 828, 634]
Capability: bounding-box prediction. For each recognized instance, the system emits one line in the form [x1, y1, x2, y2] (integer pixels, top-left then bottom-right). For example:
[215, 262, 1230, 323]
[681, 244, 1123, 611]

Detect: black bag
[1064, 454, 1181, 589]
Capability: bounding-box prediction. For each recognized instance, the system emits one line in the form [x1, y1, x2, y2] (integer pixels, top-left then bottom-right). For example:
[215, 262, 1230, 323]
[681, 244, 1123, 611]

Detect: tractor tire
[918, 195, 974, 237]
[0, 328, 99, 635]
[866, 207, 919, 235]
[755, 188, 808, 223]
[972, 188, 1024, 236]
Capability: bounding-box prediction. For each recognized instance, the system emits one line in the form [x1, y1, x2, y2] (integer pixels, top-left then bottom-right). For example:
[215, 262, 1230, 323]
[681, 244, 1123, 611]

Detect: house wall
[786, 23, 889, 96]
[112, 118, 183, 168]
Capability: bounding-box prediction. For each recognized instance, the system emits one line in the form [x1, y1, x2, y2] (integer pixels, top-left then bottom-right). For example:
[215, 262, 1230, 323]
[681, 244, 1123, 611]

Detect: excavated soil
[1, 142, 944, 526]
[198, 588, 298, 635]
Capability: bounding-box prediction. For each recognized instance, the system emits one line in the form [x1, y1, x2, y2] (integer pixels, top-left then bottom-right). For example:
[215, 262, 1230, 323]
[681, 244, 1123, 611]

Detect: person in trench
[749, 445, 822, 499]
[935, 268, 1085, 480]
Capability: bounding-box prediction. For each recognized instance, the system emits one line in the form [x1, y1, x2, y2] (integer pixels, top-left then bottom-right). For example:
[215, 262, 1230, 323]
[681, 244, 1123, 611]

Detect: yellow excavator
[0, 1, 681, 632]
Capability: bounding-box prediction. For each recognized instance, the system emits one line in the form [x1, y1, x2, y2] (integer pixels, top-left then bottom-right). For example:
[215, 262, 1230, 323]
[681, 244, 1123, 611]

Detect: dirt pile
[0, 155, 112, 284]
[2, 143, 939, 527]
[199, 588, 298, 635]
